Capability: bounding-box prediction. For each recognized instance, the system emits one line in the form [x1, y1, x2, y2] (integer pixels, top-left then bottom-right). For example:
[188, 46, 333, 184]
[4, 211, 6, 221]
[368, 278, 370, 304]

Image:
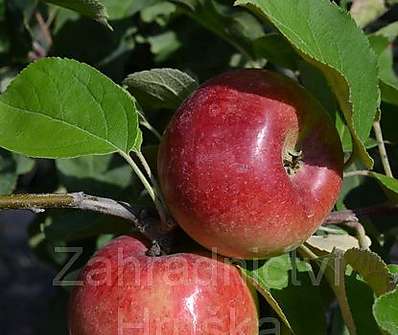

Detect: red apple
[69, 235, 258, 334]
[158, 69, 343, 259]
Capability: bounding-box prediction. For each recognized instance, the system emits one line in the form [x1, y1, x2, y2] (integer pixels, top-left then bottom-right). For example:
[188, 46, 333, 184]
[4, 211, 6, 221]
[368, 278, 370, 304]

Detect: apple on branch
[158, 69, 343, 259]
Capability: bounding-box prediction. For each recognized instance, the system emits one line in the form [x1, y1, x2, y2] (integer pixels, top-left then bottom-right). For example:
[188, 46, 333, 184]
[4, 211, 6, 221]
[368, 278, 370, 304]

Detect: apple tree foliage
[0, 0, 398, 334]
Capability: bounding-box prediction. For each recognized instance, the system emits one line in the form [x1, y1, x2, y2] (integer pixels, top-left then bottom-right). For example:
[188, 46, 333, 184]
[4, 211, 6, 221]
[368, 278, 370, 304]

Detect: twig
[118, 150, 169, 228]
[373, 120, 393, 177]
[0, 192, 174, 254]
[343, 221, 371, 250]
[324, 202, 398, 225]
[343, 170, 373, 178]
[134, 151, 174, 230]
[35, 12, 52, 49]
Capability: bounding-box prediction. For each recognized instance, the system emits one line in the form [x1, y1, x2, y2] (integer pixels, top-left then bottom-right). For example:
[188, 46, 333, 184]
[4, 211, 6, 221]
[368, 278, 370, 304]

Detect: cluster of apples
[69, 70, 343, 334]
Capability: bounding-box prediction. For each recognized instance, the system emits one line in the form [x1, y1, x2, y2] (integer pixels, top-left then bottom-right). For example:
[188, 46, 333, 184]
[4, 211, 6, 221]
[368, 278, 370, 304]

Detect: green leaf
[101, 0, 161, 20]
[56, 154, 136, 198]
[370, 172, 398, 201]
[147, 31, 182, 63]
[368, 35, 390, 57]
[298, 61, 376, 153]
[0, 149, 34, 195]
[236, 0, 379, 168]
[350, 0, 386, 28]
[345, 274, 382, 335]
[0, 149, 17, 195]
[123, 68, 199, 110]
[306, 234, 361, 253]
[374, 22, 398, 42]
[172, 0, 265, 61]
[373, 288, 398, 335]
[344, 248, 394, 296]
[378, 46, 398, 105]
[14, 153, 35, 174]
[0, 58, 140, 158]
[141, 2, 176, 25]
[241, 254, 327, 335]
[252, 33, 298, 69]
[42, 0, 111, 28]
[368, 34, 398, 105]
[371, 172, 398, 193]
[388, 265, 398, 274]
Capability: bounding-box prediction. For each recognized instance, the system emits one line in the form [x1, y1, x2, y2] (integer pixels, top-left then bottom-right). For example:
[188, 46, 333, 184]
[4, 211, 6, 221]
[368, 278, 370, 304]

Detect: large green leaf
[373, 288, 398, 335]
[0, 58, 140, 159]
[42, 0, 110, 27]
[236, 0, 379, 168]
[123, 68, 199, 110]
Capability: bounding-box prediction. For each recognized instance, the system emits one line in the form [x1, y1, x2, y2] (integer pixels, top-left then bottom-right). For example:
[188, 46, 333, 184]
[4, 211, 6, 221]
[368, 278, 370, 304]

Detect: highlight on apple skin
[158, 69, 344, 259]
[68, 235, 259, 335]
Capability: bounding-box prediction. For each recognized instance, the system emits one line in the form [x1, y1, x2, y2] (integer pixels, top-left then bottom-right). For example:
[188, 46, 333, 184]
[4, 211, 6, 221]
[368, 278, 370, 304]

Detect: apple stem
[119, 150, 175, 234]
[135, 151, 167, 209]
[135, 151, 175, 229]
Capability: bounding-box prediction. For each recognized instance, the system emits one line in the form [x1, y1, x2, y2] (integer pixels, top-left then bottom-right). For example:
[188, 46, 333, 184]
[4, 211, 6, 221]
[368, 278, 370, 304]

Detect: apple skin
[68, 235, 258, 335]
[158, 69, 343, 259]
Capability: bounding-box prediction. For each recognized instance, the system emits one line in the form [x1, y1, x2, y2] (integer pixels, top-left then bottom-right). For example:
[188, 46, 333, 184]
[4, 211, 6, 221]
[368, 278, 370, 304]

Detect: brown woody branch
[0, 192, 174, 255]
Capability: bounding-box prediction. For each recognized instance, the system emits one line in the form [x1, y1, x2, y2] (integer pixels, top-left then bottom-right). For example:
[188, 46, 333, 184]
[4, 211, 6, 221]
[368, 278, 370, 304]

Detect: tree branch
[0, 192, 175, 255]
